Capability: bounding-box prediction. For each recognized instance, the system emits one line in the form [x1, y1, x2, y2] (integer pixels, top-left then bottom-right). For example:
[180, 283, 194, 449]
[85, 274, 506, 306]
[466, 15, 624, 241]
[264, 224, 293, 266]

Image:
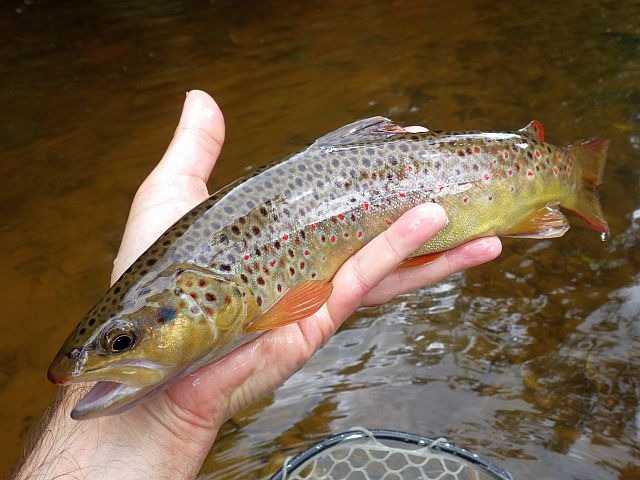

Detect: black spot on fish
[231, 225, 241, 235]
[252, 226, 261, 235]
[219, 264, 231, 272]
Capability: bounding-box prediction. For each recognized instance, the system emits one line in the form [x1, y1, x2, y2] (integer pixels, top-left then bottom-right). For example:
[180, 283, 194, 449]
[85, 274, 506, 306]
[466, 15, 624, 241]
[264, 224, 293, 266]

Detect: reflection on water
[2, 0, 640, 478]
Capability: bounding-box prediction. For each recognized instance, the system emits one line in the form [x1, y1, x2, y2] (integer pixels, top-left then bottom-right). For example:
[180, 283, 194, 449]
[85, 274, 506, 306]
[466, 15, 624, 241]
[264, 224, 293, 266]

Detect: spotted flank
[48, 117, 609, 419]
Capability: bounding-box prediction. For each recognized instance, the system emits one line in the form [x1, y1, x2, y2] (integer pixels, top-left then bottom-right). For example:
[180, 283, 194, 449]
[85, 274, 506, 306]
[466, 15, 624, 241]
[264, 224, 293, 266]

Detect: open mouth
[66, 360, 172, 420]
[71, 380, 157, 420]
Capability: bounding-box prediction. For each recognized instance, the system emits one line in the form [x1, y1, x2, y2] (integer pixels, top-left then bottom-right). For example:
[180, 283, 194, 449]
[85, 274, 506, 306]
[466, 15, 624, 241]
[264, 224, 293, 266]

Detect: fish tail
[563, 137, 609, 234]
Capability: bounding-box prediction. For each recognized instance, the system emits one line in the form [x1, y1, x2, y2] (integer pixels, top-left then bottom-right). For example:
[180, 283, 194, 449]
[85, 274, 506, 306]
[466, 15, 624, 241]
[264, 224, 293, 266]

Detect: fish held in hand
[47, 117, 609, 419]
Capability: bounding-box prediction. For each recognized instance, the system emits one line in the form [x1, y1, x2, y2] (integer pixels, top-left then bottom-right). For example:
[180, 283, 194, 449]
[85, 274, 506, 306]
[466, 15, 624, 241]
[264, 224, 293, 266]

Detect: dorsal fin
[519, 120, 545, 141]
[313, 116, 406, 147]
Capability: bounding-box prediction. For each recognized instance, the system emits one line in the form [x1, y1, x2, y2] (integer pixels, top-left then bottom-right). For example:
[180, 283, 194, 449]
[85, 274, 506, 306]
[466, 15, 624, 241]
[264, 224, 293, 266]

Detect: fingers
[363, 236, 502, 305]
[325, 203, 448, 325]
[112, 91, 225, 282]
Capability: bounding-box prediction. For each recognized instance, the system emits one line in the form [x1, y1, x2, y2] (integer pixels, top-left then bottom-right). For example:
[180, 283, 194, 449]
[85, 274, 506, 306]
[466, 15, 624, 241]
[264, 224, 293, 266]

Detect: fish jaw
[48, 350, 172, 419]
[71, 380, 161, 420]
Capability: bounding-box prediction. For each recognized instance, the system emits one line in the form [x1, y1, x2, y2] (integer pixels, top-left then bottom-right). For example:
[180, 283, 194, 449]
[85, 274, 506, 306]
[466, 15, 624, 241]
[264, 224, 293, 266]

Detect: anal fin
[504, 204, 570, 239]
[244, 280, 333, 333]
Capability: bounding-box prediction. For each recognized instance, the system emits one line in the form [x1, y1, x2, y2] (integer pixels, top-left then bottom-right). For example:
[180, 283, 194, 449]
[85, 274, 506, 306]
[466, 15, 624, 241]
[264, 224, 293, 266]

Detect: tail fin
[564, 137, 609, 234]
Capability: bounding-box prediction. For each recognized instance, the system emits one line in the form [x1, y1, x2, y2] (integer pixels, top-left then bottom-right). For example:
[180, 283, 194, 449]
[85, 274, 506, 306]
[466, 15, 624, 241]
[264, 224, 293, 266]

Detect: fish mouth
[64, 360, 172, 420]
[71, 380, 159, 420]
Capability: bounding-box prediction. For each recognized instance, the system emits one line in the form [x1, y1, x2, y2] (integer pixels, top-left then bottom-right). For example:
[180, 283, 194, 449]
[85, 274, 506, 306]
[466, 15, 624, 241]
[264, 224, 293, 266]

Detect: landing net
[269, 428, 512, 480]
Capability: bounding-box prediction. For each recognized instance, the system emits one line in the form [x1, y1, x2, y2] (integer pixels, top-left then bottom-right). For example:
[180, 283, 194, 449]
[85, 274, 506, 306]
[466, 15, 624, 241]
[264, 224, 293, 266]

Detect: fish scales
[48, 116, 609, 419]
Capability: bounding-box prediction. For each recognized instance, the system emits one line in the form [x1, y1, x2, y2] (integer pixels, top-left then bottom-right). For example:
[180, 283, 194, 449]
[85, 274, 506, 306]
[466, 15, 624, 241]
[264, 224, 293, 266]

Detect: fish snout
[47, 347, 82, 385]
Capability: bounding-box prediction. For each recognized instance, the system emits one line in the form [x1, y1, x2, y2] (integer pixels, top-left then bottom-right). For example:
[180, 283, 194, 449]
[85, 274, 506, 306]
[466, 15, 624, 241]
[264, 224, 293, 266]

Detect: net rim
[268, 428, 513, 480]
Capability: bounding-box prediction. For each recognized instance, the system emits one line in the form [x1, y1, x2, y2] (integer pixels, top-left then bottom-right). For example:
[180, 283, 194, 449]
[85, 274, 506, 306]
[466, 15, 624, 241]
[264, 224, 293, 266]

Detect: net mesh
[276, 429, 511, 480]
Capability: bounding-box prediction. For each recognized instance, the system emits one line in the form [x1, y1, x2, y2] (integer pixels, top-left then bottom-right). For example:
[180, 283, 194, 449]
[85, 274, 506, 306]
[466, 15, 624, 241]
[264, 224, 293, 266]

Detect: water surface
[1, 1, 639, 478]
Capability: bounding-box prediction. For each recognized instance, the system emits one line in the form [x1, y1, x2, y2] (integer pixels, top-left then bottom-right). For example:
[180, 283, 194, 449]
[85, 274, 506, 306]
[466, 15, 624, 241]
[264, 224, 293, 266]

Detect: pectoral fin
[244, 280, 333, 333]
[503, 204, 570, 239]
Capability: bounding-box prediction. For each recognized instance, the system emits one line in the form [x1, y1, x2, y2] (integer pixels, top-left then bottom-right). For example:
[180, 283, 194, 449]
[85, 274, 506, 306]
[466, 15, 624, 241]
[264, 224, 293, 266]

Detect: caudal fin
[564, 137, 609, 234]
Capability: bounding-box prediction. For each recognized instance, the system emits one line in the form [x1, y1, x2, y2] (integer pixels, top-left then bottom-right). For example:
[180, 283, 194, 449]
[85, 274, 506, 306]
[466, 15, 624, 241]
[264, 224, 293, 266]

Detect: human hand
[14, 90, 501, 480]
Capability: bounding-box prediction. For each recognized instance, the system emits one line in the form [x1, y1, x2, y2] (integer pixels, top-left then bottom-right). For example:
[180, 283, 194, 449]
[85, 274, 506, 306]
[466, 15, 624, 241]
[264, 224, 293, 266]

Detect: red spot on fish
[535, 150, 541, 158]
[321, 235, 326, 242]
[357, 231, 363, 237]
[243, 255, 250, 260]
[338, 213, 345, 221]
[304, 250, 310, 256]
[504, 151, 509, 159]
[398, 192, 406, 198]
[350, 214, 356, 222]
[344, 232, 349, 238]
[407, 165, 413, 171]
[330, 235, 336, 243]
[507, 169, 513, 176]
[527, 171, 533, 176]
[473, 146, 480, 154]
[310, 224, 316, 232]
[300, 262, 305, 270]
[269, 259, 276, 267]
[483, 174, 490, 181]
[438, 185, 445, 192]
[282, 234, 289, 240]
[463, 197, 468, 203]
[385, 219, 393, 225]
[363, 202, 369, 211]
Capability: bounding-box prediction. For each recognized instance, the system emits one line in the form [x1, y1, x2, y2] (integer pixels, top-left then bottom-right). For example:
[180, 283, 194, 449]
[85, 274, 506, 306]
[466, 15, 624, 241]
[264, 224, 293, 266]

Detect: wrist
[13, 385, 220, 480]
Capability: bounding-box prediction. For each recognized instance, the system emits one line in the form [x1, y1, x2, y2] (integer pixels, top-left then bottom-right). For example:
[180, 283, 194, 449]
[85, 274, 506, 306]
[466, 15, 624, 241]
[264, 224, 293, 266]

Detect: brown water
[2, 0, 639, 478]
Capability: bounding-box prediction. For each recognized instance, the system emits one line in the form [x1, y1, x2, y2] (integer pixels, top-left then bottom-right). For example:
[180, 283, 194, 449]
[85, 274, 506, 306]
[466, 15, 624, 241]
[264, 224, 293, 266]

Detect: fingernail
[461, 237, 501, 258]
[415, 203, 448, 228]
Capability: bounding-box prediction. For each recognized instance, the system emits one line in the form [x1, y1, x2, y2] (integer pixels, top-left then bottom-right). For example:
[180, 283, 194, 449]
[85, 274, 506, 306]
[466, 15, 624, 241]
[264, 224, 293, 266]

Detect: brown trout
[48, 117, 609, 419]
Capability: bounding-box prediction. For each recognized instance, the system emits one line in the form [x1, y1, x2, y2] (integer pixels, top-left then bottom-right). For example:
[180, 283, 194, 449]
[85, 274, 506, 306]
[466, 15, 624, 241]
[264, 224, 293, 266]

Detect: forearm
[11, 386, 218, 480]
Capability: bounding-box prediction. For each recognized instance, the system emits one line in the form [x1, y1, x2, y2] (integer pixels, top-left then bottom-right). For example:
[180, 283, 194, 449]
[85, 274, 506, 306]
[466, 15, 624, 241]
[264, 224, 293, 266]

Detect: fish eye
[111, 333, 134, 352]
[101, 322, 137, 354]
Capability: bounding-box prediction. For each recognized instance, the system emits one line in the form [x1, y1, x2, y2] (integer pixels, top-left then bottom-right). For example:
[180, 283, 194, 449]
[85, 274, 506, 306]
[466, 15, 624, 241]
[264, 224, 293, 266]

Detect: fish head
[48, 264, 250, 419]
